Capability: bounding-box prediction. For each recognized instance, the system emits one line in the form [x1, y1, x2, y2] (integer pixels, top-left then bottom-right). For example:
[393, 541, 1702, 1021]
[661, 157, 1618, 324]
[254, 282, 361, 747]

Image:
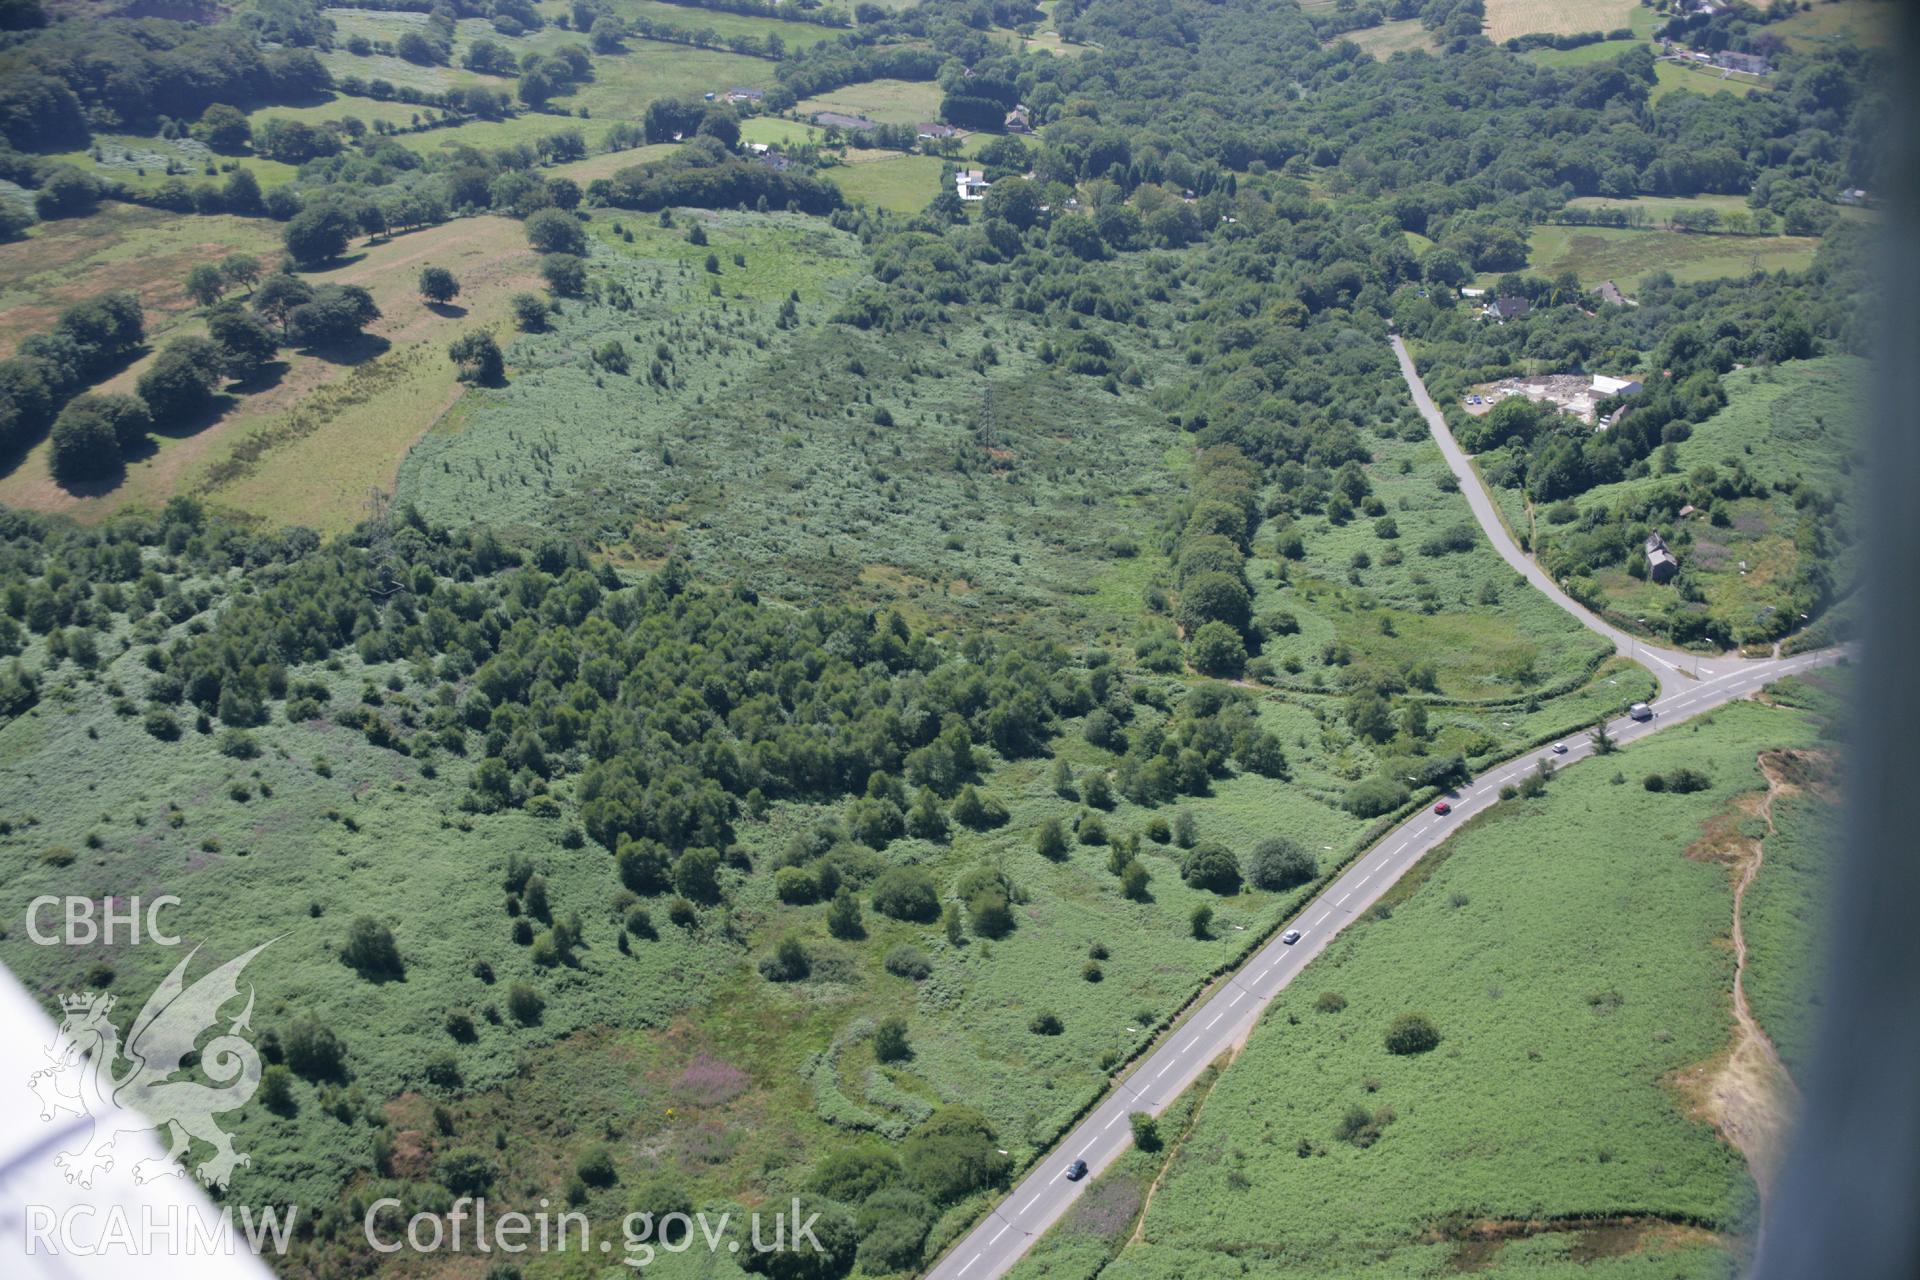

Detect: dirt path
[1683, 753, 1805, 1211]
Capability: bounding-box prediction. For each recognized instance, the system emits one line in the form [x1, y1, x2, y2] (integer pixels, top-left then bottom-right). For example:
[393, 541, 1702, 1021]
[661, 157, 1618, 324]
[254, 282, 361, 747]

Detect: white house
[1591, 374, 1642, 398]
[956, 169, 990, 201]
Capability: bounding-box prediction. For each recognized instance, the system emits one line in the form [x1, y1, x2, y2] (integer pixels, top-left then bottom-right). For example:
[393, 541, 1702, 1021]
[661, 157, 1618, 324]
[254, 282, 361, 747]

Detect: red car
[1432, 801, 1452, 816]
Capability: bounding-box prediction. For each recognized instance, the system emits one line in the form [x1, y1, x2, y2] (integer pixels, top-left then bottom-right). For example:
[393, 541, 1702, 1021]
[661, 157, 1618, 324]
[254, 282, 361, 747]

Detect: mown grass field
[1653, 60, 1768, 102]
[798, 79, 946, 126]
[828, 153, 946, 211]
[1523, 224, 1819, 288]
[1072, 695, 1829, 1280]
[1341, 18, 1437, 59]
[1483, 0, 1639, 42]
[1559, 356, 1864, 643]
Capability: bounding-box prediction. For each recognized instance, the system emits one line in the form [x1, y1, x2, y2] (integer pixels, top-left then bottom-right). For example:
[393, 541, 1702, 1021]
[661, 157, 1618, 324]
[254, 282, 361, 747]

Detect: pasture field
[828, 153, 946, 211]
[1547, 357, 1865, 644]
[740, 117, 827, 148]
[1079, 695, 1828, 1280]
[1522, 224, 1819, 288]
[556, 39, 781, 121]
[1526, 36, 1642, 66]
[1483, 0, 1639, 42]
[1653, 60, 1767, 101]
[615, 0, 846, 48]
[1771, 0, 1894, 50]
[37, 135, 299, 195]
[798, 79, 946, 127]
[0, 215, 539, 529]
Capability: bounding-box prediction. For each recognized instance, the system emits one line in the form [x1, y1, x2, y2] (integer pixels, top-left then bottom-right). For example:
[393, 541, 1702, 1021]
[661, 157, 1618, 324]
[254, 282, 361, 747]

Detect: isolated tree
[540, 253, 586, 295]
[1181, 842, 1242, 894]
[1247, 836, 1315, 891]
[759, 935, 811, 982]
[185, 263, 226, 307]
[1035, 816, 1068, 859]
[418, 265, 461, 305]
[525, 207, 587, 256]
[1384, 1011, 1441, 1056]
[342, 916, 404, 980]
[874, 1016, 911, 1063]
[1190, 902, 1213, 938]
[827, 886, 865, 940]
[511, 292, 551, 331]
[448, 331, 504, 384]
[220, 253, 261, 293]
[1591, 719, 1616, 754]
[1129, 1111, 1161, 1151]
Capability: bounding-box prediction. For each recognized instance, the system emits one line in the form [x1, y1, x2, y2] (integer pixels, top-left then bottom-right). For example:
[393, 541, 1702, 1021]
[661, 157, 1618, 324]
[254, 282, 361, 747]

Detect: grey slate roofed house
[1645, 532, 1679, 583]
[1486, 295, 1531, 321]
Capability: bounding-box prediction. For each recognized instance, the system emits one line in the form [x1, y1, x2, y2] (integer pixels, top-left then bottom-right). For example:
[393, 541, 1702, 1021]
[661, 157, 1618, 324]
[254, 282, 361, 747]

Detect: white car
[1551, 742, 1568, 754]
[1281, 929, 1302, 945]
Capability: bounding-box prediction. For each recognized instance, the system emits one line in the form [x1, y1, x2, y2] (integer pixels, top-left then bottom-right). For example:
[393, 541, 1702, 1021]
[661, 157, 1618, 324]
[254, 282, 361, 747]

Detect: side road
[1390, 333, 1718, 696]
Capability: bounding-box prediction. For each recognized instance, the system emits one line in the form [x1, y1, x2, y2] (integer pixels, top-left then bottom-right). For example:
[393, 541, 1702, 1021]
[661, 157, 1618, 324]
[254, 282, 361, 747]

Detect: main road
[922, 344, 1845, 1280]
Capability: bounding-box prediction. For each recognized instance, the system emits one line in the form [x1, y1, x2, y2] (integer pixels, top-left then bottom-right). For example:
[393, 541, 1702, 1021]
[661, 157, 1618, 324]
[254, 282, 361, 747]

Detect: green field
[798, 79, 946, 127]
[617, 0, 845, 48]
[1526, 37, 1642, 67]
[1771, 0, 1894, 51]
[828, 153, 946, 211]
[1654, 59, 1767, 101]
[1523, 224, 1820, 288]
[1065, 695, 1829, 1279]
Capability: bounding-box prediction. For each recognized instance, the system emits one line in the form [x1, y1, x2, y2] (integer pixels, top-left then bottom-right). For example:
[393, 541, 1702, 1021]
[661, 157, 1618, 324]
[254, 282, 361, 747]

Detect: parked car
[1551, 742, 1568, 754]
[1433, 801, 1452, 815]
[1629, 702, 1653, 721]
[1281, 929, 1302, 945]
[1066, 1159, 1089, 1181]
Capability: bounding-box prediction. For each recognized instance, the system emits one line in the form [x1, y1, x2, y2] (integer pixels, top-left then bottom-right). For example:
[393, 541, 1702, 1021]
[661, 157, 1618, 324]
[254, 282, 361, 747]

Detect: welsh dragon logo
[27, 942, 270, 1190]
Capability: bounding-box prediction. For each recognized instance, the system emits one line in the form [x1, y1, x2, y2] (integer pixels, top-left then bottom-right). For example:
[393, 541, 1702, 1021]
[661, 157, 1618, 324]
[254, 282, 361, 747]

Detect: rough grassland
[1524, 224, 1817, 288]
[1088, 697, 1827, 1280]
[1565, 356, 1865, 641]
[0, 203, 283, 361]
